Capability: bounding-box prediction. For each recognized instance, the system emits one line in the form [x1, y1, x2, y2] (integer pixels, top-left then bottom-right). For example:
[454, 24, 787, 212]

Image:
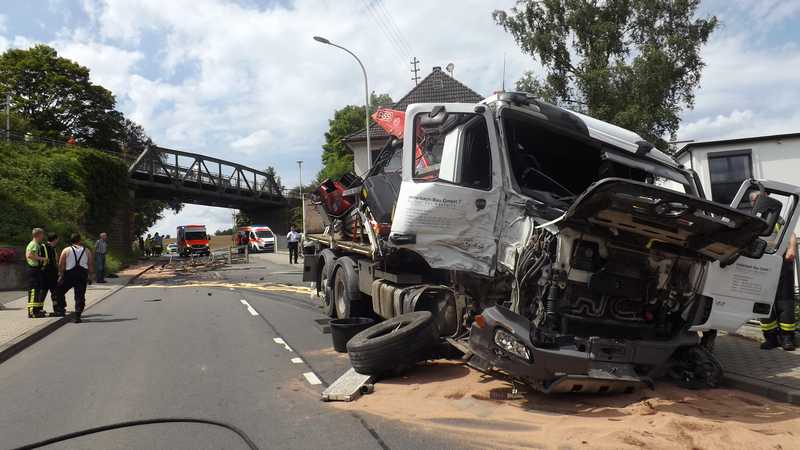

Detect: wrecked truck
[303, 91, 800, 393]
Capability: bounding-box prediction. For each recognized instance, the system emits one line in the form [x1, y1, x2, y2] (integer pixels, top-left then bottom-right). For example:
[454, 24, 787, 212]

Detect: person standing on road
[58, 233, 93, 324]
[95, 232, 108, 283]
[287, 226, 301, 264]
[25, 228, 48, 318]
[152, 232, 163, 256]
[43, 232, 65, 317]
[144, 233, 152, 257]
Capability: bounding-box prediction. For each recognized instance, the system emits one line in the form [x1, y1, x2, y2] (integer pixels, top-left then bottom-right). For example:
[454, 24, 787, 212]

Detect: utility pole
[297, 160, 305, 236]
[410, 57, 420, 85]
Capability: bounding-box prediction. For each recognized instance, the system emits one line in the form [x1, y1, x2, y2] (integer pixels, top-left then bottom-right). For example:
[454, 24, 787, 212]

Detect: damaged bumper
[467, 306, 696, 393]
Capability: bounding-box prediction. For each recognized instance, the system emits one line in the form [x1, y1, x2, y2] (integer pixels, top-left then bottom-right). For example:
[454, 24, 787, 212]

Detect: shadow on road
[79, 313, 138, 323]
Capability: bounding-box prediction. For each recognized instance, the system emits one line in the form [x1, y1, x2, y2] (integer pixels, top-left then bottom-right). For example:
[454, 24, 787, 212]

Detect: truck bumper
[468, 306, 696, 393]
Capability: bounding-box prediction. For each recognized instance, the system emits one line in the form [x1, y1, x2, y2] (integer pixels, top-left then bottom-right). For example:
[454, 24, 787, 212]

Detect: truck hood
[558, 178, 769, 262]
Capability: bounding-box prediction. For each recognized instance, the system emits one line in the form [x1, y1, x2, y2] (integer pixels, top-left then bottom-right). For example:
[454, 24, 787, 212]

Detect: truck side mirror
[752, 195, 783, 236]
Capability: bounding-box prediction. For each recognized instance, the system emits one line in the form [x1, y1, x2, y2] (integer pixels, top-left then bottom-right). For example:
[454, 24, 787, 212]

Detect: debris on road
[334, 360, 800, 450]
[322, 368, 374, 402]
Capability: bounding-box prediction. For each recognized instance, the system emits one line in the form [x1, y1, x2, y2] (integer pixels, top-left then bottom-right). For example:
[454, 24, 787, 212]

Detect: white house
[675, 133, 800, 202]
[343, 66, 484, 176]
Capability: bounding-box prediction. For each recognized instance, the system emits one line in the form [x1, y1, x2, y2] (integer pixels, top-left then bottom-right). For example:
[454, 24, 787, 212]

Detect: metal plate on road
[322, 368, 374, 402]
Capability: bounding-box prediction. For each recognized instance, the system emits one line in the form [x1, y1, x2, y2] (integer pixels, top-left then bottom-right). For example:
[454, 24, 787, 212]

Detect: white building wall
[347, 138, 389, 177]
[677, 136, 800, 236]
[677, 136, 800, 199]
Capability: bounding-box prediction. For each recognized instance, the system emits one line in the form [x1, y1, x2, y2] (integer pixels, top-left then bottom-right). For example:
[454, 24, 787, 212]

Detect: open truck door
[693, 179, 800, 332]
[389, 103, 503, 276]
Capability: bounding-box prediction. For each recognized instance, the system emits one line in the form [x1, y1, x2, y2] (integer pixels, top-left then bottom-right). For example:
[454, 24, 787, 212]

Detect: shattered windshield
[502, 111, 691, 205]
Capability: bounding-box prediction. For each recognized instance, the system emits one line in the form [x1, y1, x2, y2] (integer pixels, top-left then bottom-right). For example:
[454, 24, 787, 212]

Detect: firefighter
[25, 228, 48, 318]
[43, 232, 66, 317]
[760, 231, 797, 350]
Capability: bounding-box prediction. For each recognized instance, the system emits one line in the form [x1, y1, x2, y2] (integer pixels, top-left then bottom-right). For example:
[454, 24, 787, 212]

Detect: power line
[361, 0, 407, 65]
[374, 0, 414, 57]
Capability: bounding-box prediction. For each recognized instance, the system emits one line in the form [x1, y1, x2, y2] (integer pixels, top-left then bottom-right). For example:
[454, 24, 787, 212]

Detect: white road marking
[229, 287, 235, 291]
[303, 372, 322, 385]
[239, 299, 259, 316]
[291, 357, 303, 364]
[273, 337, 293, 352]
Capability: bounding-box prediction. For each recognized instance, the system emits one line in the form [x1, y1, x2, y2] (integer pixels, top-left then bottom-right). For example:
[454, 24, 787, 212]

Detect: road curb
[0, 264, 154, 365]
[722, 372, 800, 405]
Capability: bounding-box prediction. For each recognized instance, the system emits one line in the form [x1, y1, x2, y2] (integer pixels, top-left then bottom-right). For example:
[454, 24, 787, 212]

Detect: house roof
[674, 132, 800, 158]
[344, 66, 484, 143]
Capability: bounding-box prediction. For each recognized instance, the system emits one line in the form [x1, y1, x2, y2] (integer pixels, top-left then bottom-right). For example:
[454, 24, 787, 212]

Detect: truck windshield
[256, 230, 274, 238]
[502, 111, 691, 205]
[185, 231, 206, 240]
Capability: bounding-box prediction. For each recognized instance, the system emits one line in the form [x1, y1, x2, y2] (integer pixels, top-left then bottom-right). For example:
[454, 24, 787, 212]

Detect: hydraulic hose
[10, 417, 260, 450]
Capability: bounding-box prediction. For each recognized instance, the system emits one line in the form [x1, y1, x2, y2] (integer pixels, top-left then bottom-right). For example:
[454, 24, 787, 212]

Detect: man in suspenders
[25, 228, 48, 318]
[58, 233, 94, 323]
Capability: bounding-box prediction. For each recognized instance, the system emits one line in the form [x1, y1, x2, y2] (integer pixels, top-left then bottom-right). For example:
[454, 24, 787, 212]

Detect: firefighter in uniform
[760, 223, 798, 351]
[44, 232, 66, 317]
[25, 228, 48, 318]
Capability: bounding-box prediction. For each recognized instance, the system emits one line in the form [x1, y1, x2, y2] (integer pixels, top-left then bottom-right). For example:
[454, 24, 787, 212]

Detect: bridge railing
[128, 145, 284, 200]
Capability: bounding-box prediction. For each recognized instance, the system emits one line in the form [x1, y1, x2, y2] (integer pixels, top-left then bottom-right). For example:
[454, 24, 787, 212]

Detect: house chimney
[432, 66, 442, 72]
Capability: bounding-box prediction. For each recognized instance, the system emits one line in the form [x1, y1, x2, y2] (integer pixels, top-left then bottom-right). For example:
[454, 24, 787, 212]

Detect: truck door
[389, 104, 503, 276]
[694, 180, 800, 332]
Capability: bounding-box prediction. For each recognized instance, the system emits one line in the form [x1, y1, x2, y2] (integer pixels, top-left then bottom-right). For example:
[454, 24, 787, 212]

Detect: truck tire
[347, 311, 438, 375]
[332, 256, 360, 319]
[319, 249, 337, 317]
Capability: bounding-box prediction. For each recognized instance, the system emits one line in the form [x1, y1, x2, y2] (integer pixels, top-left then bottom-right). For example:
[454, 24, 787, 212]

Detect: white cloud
[231, 129, 275, 155]
[679, 30, 800, 142]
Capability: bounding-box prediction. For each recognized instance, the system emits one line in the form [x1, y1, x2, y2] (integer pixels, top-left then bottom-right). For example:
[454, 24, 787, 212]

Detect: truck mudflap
[467, 306, 693, 394]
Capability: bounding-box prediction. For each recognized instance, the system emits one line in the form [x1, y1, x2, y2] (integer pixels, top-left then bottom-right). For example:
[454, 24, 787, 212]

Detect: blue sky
[3, 0, 800, 234]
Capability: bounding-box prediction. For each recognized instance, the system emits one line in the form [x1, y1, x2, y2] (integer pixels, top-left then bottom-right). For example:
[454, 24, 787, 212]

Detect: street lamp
[297, 160, 305, 235]
[313, 35, 371, 171]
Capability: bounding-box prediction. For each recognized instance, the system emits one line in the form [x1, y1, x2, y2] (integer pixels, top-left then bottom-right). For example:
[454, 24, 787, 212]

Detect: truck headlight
[494, 329, 531, 361]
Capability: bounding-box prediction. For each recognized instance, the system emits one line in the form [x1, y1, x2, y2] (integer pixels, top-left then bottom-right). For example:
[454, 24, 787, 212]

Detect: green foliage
[0, 141, 127, 245]
[0, 45, 124, 150]
[317, 93, 393, 182]
[494, 0, 717, 149]
[215, 227, 234, 236]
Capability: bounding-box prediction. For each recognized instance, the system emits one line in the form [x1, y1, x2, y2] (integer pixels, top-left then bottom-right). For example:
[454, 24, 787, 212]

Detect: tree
[494, 0, 717, 149]
[0, 45, 123, 150]
[317, 92, 393, 182]
[261, 165, 284, 194]
[118, 117, 153, 160]
[215, 227, 234, 236]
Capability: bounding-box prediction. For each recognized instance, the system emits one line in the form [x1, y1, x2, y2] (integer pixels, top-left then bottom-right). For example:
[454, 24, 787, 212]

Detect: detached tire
[318, 250, 337, 317]
[347, 311, 438, 376]
[332, 256, 360, 319]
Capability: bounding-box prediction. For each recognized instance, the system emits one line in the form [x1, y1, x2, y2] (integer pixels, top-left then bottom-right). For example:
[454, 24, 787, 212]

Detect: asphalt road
[0, 253, 471, 450]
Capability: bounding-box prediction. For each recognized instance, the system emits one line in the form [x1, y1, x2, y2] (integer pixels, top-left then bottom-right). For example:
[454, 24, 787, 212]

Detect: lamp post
[297, 160, 305, 236]
[313, 35, 371, 171]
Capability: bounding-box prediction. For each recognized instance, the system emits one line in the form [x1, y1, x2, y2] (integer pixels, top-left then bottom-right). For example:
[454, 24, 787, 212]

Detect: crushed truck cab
[304, 92, 800, 393]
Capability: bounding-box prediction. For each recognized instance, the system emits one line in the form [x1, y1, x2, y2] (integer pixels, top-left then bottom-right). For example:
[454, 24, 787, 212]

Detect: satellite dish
[445, 63, 454, 76]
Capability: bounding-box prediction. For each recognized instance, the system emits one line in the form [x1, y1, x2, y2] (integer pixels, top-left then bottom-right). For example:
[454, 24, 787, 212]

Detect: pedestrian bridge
[128, 146, 287, 210]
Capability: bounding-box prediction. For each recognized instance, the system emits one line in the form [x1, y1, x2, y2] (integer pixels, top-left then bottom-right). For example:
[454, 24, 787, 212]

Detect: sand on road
[335, 360, 800, 450]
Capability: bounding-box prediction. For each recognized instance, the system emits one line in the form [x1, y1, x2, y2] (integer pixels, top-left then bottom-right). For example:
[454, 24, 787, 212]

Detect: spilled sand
[333, 360, 800, 450]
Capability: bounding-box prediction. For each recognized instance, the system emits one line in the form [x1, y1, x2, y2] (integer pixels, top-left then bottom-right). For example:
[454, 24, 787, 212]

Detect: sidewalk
[0, 263, 152, 363]
[716, 326, 800, 404]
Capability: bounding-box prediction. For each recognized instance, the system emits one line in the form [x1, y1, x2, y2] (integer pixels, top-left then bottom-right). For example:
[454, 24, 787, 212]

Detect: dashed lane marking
[239, 299, 259, 316]
[273, 337, 293, 352]
[303, 372, 322, 385]
[291, 357, 303, 364]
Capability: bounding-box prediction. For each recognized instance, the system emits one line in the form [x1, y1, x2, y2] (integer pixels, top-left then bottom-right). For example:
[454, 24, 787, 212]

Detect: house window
[708, 151, 752, 205]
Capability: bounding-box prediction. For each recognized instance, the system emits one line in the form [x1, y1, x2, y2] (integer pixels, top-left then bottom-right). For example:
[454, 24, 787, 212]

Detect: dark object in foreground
[330, 317, 375, 353]
[347, 311, 437, 375]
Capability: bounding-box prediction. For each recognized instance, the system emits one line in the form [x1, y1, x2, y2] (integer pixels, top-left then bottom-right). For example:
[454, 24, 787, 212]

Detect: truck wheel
[347, 311, 438, 375]
[332, 256, 360, 319]
[319, 249, 337, 317]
